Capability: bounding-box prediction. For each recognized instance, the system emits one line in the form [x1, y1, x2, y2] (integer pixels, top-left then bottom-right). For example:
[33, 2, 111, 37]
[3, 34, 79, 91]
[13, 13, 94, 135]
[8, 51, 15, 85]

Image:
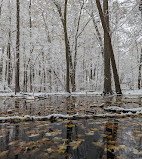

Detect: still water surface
[0, 95, 142, 159]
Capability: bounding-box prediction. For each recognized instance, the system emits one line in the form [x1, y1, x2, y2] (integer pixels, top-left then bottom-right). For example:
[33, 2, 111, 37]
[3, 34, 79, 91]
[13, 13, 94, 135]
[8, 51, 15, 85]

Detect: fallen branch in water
[0, 112, 142, 123]
[104, 106, 142, 114]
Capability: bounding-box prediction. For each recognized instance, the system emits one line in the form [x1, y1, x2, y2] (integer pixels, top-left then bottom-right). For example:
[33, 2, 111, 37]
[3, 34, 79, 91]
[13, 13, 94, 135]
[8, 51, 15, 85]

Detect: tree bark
[103, 0, 112, 94]
[29, 0, 33, 92]
[64, 0, 70, 92]
[53, 0, 70, 92]
[15, 0, 20, 93]
[7, 0, 12, 87]
[138, 48, 142, 89]
[96, 0, 122, 94]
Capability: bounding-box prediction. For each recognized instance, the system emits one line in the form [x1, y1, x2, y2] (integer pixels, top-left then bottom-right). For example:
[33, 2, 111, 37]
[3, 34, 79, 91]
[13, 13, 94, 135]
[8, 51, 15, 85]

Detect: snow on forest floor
[0, 89, 142, 97]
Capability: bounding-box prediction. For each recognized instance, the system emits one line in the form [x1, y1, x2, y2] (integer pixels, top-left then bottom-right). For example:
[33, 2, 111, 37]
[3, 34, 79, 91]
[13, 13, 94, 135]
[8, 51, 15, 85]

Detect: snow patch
[104, 106, 142, 113]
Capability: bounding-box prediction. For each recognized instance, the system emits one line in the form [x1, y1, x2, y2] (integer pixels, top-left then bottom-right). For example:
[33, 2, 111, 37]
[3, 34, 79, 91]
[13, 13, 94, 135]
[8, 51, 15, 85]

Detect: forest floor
[0, 93, 142, 158]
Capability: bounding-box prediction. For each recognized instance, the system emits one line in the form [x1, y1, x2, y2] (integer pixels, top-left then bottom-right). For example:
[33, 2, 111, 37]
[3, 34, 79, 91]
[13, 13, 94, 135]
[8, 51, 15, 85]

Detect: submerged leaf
[65, 124, 75, 128]
[69, 140, 82, 150]
[58, 144, 67, 150]
[91, 128, 98, 131]
[86, 131, 94, 136]
[0, 150, 9, 157]
[28, 134, 40, 138]
[92, 142, 104, 148]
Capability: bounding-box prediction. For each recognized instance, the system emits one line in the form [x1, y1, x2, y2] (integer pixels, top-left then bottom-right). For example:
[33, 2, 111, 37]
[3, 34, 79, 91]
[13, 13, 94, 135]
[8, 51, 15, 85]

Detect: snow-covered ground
[0, 90, 141, 97]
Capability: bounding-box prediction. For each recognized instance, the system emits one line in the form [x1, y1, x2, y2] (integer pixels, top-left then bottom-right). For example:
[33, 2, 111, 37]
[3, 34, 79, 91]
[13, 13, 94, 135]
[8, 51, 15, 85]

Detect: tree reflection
[105, 120, 118, 159]
[104, 96, 121, 159]
[64, 96, 76, 159]
[14, 125, 19, 159]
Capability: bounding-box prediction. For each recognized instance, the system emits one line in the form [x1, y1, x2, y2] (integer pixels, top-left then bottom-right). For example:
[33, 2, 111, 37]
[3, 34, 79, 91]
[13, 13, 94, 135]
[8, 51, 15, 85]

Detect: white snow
[0, 110, 141, 123]
[104, 106, 142, 113]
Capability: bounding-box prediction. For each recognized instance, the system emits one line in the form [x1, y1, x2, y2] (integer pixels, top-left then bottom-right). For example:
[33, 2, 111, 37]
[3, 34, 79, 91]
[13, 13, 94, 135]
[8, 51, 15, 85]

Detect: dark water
[0, 95, 142, 159]
[0, 118, 142, 159]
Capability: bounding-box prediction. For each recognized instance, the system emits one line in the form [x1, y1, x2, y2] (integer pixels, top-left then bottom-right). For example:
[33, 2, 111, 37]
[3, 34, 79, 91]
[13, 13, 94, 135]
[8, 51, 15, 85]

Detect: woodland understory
[0, 0, 141, 95]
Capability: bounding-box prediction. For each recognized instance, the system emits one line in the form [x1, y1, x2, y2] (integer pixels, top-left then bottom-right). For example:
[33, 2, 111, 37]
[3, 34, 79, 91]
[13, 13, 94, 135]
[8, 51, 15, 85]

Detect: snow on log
[0, 112, 142, 123]
[104, 106, 142, 113]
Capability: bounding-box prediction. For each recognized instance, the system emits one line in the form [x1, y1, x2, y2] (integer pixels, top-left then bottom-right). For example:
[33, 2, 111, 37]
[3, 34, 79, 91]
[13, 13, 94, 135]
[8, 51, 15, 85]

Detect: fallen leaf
[65, 124, 75, 128]
[29, 134, 40, 137]
[92, 142, 104, 148]
[57, 149, 65, 153]
[13, 147, 23, 155]
[26, 130, 36, 134]
[69, 140, 82, 150]
[0, 150, 9, 157]
[46, 148, 54, 153]
[91, 128, 98, 131]
[86, 131, 94, 136]
[58, 144, 67, 150]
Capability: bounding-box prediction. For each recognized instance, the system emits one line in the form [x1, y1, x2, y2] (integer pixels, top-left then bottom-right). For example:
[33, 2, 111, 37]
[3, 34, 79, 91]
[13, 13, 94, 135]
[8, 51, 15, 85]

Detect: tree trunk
[103, 0, 112, 94]
[29, 0, 33, 92]
[91, 12, 103, 55]
[53, 0, 70, 93]
[96, 0, 122, 95]
[7, 0, 12, 87]
[15, 0, 20, 93]
[64, 0, 70, 92]
[138, 48, 142, 89]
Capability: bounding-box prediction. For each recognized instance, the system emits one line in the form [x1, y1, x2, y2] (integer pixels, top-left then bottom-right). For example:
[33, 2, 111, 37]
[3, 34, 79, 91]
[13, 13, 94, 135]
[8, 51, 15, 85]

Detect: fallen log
[0, 112, 142, 123]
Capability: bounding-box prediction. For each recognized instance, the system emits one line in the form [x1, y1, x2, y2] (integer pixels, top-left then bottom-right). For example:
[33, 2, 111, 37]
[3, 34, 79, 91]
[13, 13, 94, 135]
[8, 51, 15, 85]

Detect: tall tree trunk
[64, 0, 70, 92]
[15, 0, 20, 93]
[138, 7, 142, 89]
[91, 12, 103, 55]
[7, 0, 12, 87]
[53, 1, 71, 92]
[71, 2, 84, 92]
[29, 0, 33, 92]
[96, 0, 122, 95]
[103, 0, 112, 94]
[0, 0, 3, 17]
[0, 47, 4, 83]
[138, 48, 142, 89]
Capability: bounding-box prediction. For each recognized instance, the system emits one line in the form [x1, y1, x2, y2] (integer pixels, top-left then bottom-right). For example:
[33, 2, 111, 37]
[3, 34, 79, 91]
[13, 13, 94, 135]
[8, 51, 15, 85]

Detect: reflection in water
[0, 117, 142, 159]
[105, 120, 118, 159]
[15, 125, 19, 159]
[0, 95, 142, 116]
[0, 95, 142, 158]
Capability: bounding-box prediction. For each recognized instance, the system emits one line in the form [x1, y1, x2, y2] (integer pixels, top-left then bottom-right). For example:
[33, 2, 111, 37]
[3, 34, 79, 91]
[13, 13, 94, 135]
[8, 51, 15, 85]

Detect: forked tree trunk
[96, 0, 122, 95]
[53, 0, 70, 93]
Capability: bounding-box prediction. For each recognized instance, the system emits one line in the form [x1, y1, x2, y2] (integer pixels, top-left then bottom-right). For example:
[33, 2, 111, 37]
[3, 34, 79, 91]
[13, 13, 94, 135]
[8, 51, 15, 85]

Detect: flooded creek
[0, 95, 142, 159]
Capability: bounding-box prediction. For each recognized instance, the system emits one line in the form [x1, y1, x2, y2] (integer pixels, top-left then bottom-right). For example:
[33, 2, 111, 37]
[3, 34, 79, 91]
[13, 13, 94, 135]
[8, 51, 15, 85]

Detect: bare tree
[53, 0, 71, 92]
[96, 0, 122, 95]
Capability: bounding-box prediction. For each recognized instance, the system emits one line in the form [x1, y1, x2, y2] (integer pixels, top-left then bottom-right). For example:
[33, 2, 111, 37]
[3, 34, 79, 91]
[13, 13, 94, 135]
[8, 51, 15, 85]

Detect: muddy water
[0, 95, 142, 159]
